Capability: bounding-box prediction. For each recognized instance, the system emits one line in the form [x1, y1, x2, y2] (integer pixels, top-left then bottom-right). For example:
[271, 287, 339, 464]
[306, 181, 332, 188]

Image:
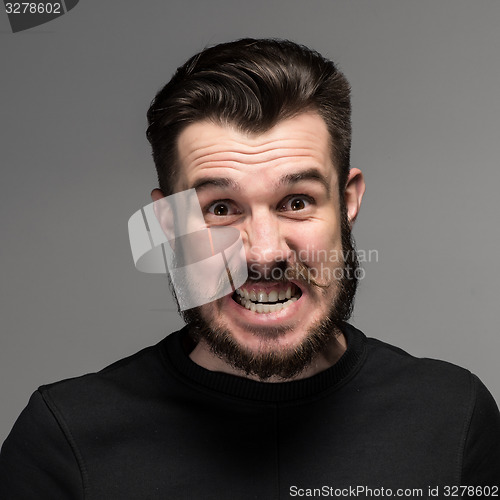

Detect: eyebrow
[191, 168, 331, 197]
[277, 168, 331, 197]
[191, 177, 241, 193]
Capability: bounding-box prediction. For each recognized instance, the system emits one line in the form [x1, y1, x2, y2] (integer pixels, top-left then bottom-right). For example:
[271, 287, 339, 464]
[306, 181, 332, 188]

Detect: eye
[205, 200, 240, 217]
[279, 196, 313, 212]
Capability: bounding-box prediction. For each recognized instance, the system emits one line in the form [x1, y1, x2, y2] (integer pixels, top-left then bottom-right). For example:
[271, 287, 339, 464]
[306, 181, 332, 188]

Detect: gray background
[1, 0, 499, 444]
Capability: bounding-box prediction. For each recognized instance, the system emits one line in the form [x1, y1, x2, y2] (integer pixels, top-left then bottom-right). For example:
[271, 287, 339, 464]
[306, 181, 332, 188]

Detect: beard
[177, 205, 359, 381]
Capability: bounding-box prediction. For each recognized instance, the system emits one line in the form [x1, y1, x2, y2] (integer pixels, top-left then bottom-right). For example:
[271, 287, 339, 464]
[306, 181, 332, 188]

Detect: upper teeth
[235, 285, 296, 303]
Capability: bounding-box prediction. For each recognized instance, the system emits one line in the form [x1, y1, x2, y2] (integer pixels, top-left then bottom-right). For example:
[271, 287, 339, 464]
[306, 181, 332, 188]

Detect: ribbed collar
[161, 322, 367, 403]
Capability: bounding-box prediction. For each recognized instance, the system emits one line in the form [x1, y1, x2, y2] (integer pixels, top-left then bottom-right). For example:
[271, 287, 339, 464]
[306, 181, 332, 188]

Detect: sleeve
[461, 374, 500, 486]
[0, 390, 84, 499]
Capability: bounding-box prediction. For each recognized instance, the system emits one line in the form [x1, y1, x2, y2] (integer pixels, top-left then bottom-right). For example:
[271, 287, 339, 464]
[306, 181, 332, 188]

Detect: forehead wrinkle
[189, 152, 325, 171]
[184, 132, 324, 153]
[184, 163, 243, 192]
[180, 137, 328, 169]
[189, 145, 327, 169]
[177, 113, 335, 194]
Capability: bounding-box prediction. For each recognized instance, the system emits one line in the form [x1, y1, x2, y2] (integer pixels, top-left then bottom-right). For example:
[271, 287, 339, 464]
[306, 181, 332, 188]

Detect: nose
[243, 210, 292, 279]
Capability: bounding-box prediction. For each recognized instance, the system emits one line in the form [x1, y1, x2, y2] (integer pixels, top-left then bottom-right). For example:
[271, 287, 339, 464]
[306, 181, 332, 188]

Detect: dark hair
[146, 38, 351, 195]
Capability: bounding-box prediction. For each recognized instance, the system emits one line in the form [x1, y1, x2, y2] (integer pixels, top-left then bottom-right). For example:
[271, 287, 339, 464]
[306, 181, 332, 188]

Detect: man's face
[167, 112, 364, 379]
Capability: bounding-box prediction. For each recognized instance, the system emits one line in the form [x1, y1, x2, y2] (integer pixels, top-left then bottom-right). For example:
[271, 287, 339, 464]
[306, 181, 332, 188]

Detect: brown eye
[213, 203, 229, 216]
[280, 196, 312, 212]
[290, 198, 306, 211]
[206, 200, 239, 218]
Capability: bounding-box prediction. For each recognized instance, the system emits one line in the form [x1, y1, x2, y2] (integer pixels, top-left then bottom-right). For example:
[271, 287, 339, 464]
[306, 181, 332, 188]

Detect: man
[1, 38, 499, 498]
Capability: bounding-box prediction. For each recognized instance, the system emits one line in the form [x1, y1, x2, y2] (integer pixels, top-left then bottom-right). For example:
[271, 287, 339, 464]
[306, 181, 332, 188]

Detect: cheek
[291, 227, 342, 264]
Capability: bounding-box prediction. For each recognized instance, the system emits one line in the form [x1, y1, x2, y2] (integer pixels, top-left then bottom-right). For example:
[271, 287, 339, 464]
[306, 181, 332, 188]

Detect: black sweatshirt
[1, 323, 499, 499]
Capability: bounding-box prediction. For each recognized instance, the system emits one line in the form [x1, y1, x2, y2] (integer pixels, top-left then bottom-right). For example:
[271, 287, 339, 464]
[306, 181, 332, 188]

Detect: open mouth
[232, 284, 302, 313]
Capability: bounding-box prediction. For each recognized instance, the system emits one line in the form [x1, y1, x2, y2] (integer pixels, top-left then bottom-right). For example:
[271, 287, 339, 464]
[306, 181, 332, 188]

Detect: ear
[150, 188, 175, 245]
[151, 188, 169, 231]
[151, 188, 165, 202]
[344, 168, 365, 225]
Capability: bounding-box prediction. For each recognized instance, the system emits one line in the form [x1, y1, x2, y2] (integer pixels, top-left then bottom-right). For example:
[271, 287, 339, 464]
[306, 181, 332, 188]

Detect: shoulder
[0, 389, 85, 497]
[0, 331, 185, 497]
[365, 334, 499, 429]
[38, 332, 178, 413]
[350, 326, 500, 483]
[27, 329, 187, 445]
[345, 323, 496, 431]
[362, 332, 477, 395]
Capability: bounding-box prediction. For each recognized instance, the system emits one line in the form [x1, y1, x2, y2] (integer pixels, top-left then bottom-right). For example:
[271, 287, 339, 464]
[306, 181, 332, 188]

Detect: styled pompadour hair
[146, 38, 352, 195]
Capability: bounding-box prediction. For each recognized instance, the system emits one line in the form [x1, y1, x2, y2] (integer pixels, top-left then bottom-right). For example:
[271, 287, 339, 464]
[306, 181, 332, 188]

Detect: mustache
[245, 260, 329, 289]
